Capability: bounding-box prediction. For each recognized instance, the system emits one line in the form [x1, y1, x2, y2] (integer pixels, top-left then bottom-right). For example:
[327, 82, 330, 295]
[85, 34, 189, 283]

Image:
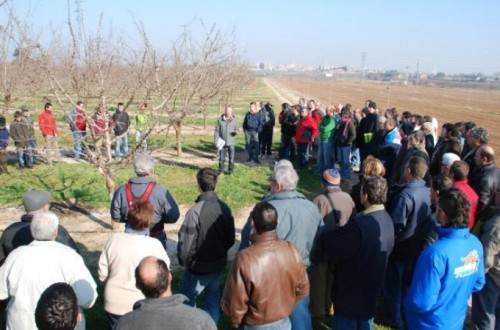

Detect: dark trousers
[106, 312, 122, 330]
[472, 274, 500, 330]
[245, 130, 259, 161]
[259, 128, 273, 155]
[278, 134, 295, 161]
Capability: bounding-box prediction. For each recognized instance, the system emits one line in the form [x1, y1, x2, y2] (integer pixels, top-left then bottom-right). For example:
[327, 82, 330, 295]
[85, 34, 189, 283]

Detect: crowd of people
[0, 95, 498, 330]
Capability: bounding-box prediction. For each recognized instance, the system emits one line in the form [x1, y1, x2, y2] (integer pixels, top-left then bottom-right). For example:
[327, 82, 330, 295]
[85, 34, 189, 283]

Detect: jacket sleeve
[177, 205, 201, 266]
[97, 241, 110, 283]
[481, 219, 500, 272]
[222, 204, 236, 250]
[220, 253, 250, 328]
[162, 190, 180, 224]
[72, 254, 98, 309]
[475, 175, 496, 221]
[348, 122, 357, 143]
[110, 187, 125, 222]
[292, 245, 310, 302]
[389, 193, 412, 238]
[310, 119, 319, 139]
[239, 217, 252, 251]
[404, 248, 443, 312]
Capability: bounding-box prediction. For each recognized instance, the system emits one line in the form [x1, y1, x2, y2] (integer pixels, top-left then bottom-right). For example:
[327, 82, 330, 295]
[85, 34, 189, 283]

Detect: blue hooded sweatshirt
[404, 226, 485, 330]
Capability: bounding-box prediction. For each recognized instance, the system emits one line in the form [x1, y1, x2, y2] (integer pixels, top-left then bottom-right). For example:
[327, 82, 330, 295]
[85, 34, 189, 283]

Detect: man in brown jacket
[221, 202, 309, 329]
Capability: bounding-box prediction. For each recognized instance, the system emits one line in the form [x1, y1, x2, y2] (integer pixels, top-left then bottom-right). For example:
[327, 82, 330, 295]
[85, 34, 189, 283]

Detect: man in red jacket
[295, 107, 319, 169]
[38, 102, 59, 166]
[91, 106, 112, 163]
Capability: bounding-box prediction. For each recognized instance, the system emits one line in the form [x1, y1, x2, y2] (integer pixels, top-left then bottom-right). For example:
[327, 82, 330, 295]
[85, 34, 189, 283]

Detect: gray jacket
[480, 209, 500, 286]
[214, 114, 239, 147]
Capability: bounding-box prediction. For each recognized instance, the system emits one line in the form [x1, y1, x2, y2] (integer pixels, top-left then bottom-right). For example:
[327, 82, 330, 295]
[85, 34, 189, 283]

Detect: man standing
[112, 102, 130, 160]
[295, 106, 319, 169]
[243, 102, 262, 163]
[0, 189, 78, 264]
[67, 101, 87, 160]
[0, 211, 97, 330]
[259, 102, 275, 158]
[178, 168, 235, 323]
[384, 156, 432, 328]
[38, 102, 59, 166]
[214, 106, 238, 176]
[321, 176, 394, 328]
[240, 160, 323, 330]
[111, 153, 180, 249]
[10, 111, 33, 170]
[463, 127, 488, 181]
[221, 202, 309, 329]
[356, 101, 379, 168]
[135, 102, 149, 151]
[471, 145, 500, 226]
[0, 116, 8, 174]
[91, 106, 112, 163]
[405, 188, 485, 330]
[116, 257, 217, 330]
[22, 108, 38, 164]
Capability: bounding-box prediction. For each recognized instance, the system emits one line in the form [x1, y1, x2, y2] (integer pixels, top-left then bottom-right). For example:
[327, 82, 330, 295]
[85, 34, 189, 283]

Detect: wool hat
[22, 190, 51, 213]
[441, 153, 461, 167]
[322, 169, 341, 186]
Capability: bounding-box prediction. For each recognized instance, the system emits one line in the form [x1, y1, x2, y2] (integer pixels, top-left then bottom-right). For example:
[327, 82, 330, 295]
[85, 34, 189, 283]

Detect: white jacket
[0, 240, 97, 330]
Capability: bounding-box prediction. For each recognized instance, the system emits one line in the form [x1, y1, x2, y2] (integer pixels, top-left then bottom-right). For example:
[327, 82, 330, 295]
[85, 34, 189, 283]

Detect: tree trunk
[175, 122, 183, 157]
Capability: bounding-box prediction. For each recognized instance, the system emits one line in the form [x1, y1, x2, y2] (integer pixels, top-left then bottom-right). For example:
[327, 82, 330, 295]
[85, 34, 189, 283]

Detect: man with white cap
[440, 152, 461, 177]
[0, 189, 78, 264]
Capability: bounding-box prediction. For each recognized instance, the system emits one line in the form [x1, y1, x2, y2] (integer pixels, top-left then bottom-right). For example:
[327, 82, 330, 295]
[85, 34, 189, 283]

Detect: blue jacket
[321, 205, 395, 319]
[404, 227, 485, 330]
[243, 112, 262, 133]
[388, 180, 431, 259]
[0, 128, 9, 149]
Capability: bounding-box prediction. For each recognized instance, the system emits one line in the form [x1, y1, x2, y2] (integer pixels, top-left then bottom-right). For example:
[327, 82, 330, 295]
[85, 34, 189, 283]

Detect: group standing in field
[0, 94, 498, 330]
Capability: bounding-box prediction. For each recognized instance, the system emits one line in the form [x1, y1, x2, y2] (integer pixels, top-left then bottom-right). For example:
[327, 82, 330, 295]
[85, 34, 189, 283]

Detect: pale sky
[4, 0, 500, 74]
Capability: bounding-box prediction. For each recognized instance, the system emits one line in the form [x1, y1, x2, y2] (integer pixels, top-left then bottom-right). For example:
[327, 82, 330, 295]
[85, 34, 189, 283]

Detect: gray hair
[470, 127, 489, 144]
[134, 153, 155, 176]
[273, 160, 299, 191]
[31, 211, 59, 241]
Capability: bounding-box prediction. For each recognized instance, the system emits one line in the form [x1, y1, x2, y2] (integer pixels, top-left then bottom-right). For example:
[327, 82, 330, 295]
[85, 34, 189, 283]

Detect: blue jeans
[115, 134, 129, 157]
[297, 143, 310, 169]
[337, 146, 352, 180]
[180, 269, 222, 323]
[29, 138, 38, 162]
[244, 318, 291, 330]
[245, 130, 259, 161]
[351, 146, 360, 167]
[16, 147, 33, 168]
[289, 295, 312, 330]
[383, 259, 409, 328]
[72, 130, 87, 159]
[219, 145, 235, 174]
[316, 140, 333, 174]
[472, 274, 500, 330]
[332, 314, 374, 330]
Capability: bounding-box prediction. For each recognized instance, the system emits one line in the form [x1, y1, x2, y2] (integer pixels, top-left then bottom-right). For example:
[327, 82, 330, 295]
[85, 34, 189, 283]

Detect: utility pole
[361, 52, 366, 80]
[415, 60, 420, 86]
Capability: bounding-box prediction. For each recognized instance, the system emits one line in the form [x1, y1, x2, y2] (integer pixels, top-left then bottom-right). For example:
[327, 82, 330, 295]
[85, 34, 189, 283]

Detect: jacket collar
[249, 231, 279, 244]
[21, 214, 33, 223]
[435, 226, 470, 239]
[195, 191, 219, 203]
[133, 294, 188, 311]
[360, 204, 385, 215]
[264, 190, 307, 202]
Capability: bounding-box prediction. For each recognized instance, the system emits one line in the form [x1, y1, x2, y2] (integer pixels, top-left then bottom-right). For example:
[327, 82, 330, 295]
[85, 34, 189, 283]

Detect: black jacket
[471, 163, 500, 222]
[112, 110, 130, 136]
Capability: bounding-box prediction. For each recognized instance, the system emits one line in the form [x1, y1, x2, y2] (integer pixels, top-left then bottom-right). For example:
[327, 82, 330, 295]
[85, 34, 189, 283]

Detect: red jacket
[311, 109, 323, 126]
[91, 112, 111, 136]
[38, 110, 57, 137]
[295, 115, 319, 144]
[454, 180, 479, 230]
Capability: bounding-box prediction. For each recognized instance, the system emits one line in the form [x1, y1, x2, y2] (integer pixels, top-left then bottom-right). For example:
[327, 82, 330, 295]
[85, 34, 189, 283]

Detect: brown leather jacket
[221, 231, 309, 328]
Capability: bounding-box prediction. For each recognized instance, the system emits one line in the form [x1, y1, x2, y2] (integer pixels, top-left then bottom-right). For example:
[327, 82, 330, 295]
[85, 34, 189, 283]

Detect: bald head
[135, 256, 171, 299]
[475, 145, 495, 167]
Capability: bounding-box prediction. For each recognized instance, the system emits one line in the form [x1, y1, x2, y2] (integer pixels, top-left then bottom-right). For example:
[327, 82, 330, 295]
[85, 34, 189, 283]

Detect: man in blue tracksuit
[404, 188, 485, 330]
[243, 102, 263, 163]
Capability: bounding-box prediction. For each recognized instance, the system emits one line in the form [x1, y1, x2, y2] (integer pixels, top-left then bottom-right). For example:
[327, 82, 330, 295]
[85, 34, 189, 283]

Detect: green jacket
[135, 113, 148, 131]
[319, 115, 336, 141]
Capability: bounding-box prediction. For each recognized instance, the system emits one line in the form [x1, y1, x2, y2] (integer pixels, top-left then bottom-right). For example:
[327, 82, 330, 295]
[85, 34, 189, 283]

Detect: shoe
[254, 159, 260, 164]
[218, 172, 224, 177]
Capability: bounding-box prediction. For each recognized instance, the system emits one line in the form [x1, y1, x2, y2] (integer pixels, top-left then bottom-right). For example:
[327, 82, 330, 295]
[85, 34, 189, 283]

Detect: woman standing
[334, 107, 356, 180]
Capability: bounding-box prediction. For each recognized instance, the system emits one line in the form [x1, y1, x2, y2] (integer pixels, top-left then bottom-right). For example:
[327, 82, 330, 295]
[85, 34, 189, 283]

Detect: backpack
[125, 181, 156, 206]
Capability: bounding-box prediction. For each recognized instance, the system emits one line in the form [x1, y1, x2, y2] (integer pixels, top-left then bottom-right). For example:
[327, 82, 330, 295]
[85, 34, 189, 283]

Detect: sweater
[318, 115, 336, 142]
[405, 227, 485, 330]
[38, 110, 57, 137]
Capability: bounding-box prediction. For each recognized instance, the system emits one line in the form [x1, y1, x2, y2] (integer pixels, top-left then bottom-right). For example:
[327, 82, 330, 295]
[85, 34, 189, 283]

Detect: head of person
[440, 152, 461, 176]
[95, 106, 103, 114]
[385, 107, 397, 119]
[475, 145, 495, 168]
[422, 122, 433, 136]
[298, 97, 305, 107]
[44, 102, 52, 112]
[340, 108, 351, 122]
[437, 187, 470, 228]
[22, 107, 30, 117]
[307, 99, 316, 111]
[250, 201, 278, 234]
[14, 110, 23, 122]
[321, 169, 341, 188]
[140, 102, 148, 111]
[325, 105, 335, 117]
[401, 111, 412, 123]
[127, 200, 154, 231]
[408, 130, 425, 148]
[76, 101, 84, 111]
[196, 168, 218, 192]
[367, 101, 377, 112]
[462, 121, 476, 137]
[404, 156, 428, 181]
[135, 256, 171, 299]
[360, 175, 387, 207]
[281, 103, 290, 112]
[134, 153, 155, 176]
[117, 102, 124, 112]
[35, 283, 79, 330]
[384, 117, 396, 132]
[412, 114, 423, 127]
[270, 160, 298, 194]
[362, 156, 386, 177]
[430, 175, 453, 206]
[449, 160, 469, 182]
[468, 127, 489, 148]
[249, 102, 257, 113]
[22, 189, 51, 214]
[377, 114, 387, 129]
[423, 115, 433, 124]
[224, 105, 233, 117]
[300, 106, 309, 118]
[31, 211, 59, 241]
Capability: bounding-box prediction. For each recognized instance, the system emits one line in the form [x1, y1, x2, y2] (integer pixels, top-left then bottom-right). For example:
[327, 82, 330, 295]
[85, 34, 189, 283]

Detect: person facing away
[116, 256, 217, 330]
[112, 102, 130, 159]
[35, 283, 80, 330]
[404, 188, 485, 330]
[177, 167, 235, 323]
[111, 152, 180, 250]
[214, 105, 239, 176]
[221, 202, 309, 329]
[0, 211, 97, 330]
